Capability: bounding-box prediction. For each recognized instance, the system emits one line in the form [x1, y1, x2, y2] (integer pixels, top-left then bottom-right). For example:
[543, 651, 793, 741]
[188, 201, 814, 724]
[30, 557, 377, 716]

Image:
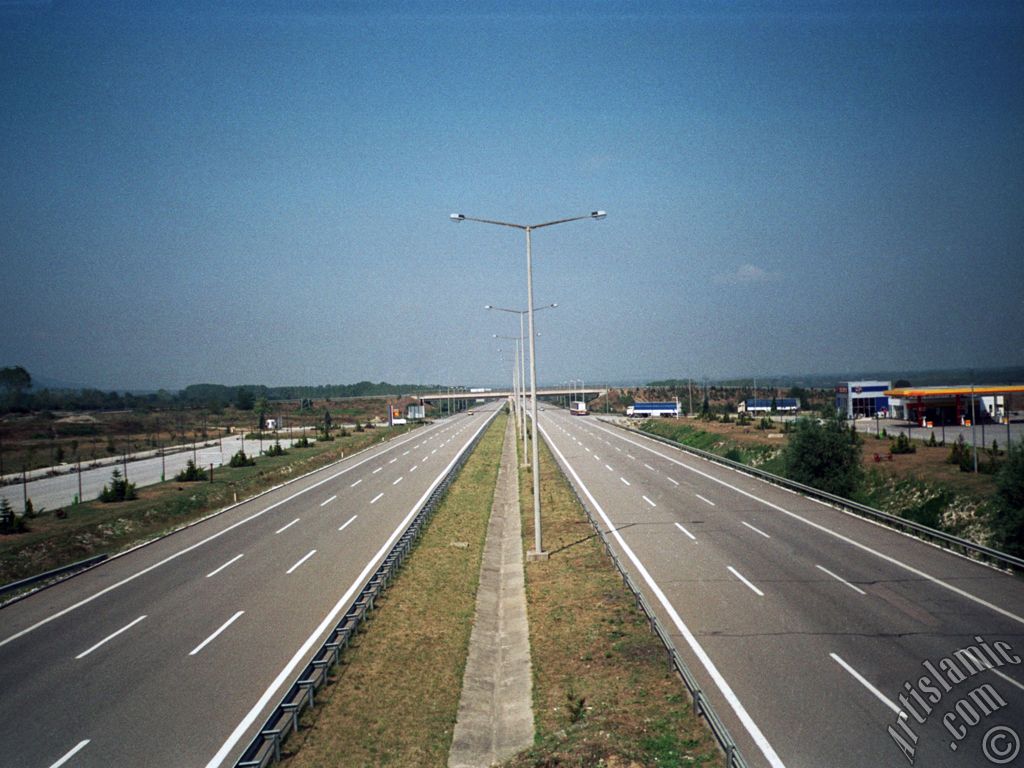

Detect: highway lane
[0, 405, 500, 767]
[538, 408, 1024, 768]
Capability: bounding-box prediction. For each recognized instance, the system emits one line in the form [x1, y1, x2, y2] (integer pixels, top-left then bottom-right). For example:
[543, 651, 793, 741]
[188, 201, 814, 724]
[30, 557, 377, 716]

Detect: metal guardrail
[0, 554, 108, 601]
[542, 437, 750, 768]
[233, 410, 498, 768]
[623, 423, 1024, 573]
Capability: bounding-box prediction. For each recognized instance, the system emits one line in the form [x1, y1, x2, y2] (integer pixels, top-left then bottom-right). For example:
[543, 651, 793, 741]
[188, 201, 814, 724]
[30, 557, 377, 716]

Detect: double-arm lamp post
[486, 303, 557, 469]
[451, 211, 606, 558]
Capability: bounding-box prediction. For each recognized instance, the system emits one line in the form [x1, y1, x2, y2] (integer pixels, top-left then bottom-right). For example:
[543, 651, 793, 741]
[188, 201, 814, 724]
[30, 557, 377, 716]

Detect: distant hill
[649, 366, 1024, 389]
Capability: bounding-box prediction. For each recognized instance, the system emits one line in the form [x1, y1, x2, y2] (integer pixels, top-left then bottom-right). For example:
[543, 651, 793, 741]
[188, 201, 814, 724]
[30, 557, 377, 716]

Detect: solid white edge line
[286, 550, 317, 575]
[370, 493, 384, 504]
[675, 522, 697, 541]
[338, 515, 357, 532]
[538, 420, 787, 768]
[830, 653, 904, 716]
[642, 495, 656, 507]
[206, 554, 244, 578]
[727, 565, 765, 596]
[190, 611, 245, 656]
[741, 521, 771, 539]
[589, 421, 1024, 628]
[49, 740, 90, 768]
[0, 420, 449, 650]
[75, 615, 147, 660]
[815, 564, 866, 595]
[204, 409, 498, 767]
[695, 494, 715, 506]
[319, 495, 337, 507]
[275, 518, 299, 534]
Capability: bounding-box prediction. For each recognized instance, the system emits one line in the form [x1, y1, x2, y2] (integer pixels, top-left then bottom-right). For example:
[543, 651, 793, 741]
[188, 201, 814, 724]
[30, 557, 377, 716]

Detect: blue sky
[2, 1, 1022, 390]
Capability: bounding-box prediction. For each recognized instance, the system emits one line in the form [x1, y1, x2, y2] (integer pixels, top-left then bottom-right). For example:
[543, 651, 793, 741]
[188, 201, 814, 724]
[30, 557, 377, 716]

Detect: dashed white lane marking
[644, 463, 655, 471]
[830, 653, 903, 716]
[206, 554, 244, 578]
[642, 495, 656, 507]
[402, 450, 410, 456]
[338, 515, 357, 532]
[49, 741, 90, 768]
[605, 464, 614, 472]
[695, 494, 715, 506]
[370, 493, 384, 504]
[742, 521, 771, 539]
[320, 495, 337, 507]
[815, 565, 866, 595]
[620, 477, 631, 486]
[389, 458, 397, 464]
[538, 423, 785, 768]
[393, 476, 403, 485]
[75, 615, 147, 659]
[276, 518, 299, 534]
[727, 566, 764, 597]
[675, 522, 697, 541]
[350, 479, 362, 487]
[287, 550, 317, 574]
[189, 611, 245, 656]
[666, 477, 680, 485]
[410, 464, 418, 473]
[373, 467, 383, 474]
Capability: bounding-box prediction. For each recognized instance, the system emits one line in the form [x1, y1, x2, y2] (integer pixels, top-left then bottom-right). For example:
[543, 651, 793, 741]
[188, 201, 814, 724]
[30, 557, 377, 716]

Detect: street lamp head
[450, 213, 466, 222]
[591, 210, 607, 220]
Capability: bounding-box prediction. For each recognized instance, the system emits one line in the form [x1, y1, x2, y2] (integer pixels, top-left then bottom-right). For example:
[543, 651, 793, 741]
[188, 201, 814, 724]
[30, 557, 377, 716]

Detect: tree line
[0, 367, 438, 414]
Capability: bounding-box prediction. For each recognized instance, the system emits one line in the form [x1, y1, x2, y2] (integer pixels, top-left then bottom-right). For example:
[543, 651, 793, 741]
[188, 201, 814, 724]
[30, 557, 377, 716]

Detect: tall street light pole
[486, 303, 557, 469]
[453, 210, 606, 559]
[494, 336, 521, 427]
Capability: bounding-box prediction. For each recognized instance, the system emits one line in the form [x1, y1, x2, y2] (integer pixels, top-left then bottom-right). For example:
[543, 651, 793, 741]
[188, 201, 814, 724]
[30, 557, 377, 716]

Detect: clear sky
[2, 1, 1022, 390]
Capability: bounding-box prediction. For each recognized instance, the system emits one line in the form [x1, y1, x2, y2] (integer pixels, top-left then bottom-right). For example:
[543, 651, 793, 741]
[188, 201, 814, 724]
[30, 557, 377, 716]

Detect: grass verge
[0, 425, 415, 585]
[281, 412, 506, 767]
[506, 437, 723, 768]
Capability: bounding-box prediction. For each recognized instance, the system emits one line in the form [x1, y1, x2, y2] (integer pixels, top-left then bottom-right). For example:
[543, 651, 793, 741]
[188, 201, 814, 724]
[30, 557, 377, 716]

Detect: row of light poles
[450, 210, 606, 559]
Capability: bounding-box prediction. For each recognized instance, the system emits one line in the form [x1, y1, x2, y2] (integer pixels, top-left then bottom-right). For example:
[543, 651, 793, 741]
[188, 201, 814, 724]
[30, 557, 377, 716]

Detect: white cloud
[715, 263, 776, 285]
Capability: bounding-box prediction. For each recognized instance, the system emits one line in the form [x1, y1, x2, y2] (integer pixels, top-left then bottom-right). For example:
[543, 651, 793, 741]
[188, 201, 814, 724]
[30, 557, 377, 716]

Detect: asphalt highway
[0, 405, 500, 767]
[537, 408, 1024, 768]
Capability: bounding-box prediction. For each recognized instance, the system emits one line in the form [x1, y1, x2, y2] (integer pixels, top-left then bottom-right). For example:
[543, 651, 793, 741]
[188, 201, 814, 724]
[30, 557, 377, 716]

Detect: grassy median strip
[283, 412, 506, 768]
[1, 426, 414, 585]
[507, 436, 723, 768]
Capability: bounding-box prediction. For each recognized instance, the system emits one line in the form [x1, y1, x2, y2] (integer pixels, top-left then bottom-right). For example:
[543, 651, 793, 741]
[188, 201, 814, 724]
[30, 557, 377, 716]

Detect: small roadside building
[835, 381, 892, 419]
[738, 398, 800, 414]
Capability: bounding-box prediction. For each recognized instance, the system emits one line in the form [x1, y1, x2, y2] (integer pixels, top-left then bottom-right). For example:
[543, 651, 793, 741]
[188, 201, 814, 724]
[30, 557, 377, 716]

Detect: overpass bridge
[418, 387, 607, 406]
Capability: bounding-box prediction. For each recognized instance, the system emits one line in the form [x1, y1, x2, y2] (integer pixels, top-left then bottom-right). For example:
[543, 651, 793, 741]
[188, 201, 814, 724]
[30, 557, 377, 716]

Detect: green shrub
[99, 468, 137, 502]
[0, 497, 28, 534]
[229, 449, 255, 468]
[990, 444, 1024, 556]
[723, 446, 744, 463]
[175, 459, 207, 482]
[265, 440, 287, 457]
[891, 433, 916, 454]
[783, 417, 863, 498]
